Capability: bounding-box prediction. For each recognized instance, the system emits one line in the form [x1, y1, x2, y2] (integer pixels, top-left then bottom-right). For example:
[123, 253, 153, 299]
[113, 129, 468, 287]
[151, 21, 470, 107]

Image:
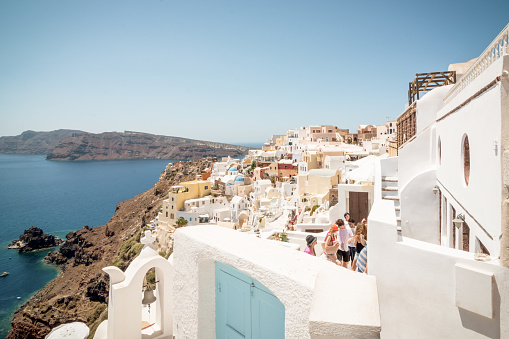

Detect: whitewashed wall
[398, 125, 439, 243]
[172, 226, 380, 338]
[369, 199, 509, 338]
[436, 57, 505, 255]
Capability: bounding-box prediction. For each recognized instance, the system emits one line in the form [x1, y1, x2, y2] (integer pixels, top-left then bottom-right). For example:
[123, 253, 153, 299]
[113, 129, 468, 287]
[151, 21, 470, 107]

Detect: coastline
[4, 157, 212, 338]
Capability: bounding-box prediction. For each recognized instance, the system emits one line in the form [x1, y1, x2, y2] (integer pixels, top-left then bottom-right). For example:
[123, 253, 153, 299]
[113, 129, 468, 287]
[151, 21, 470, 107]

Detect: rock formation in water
[46, 131, 251, 161]
[8, 227, 63, 253]
[6, 158, 215, 339]
[0, 130, 83, 154]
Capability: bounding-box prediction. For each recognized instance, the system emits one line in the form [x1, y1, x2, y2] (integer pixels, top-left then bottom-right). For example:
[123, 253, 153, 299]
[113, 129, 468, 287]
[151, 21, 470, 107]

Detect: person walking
[304, 235, 317, 256]
[357, 245, 368, 274]
[351, 222, 367, 271]
[335, 219, 350, 268]
[324, 225, 341, 265]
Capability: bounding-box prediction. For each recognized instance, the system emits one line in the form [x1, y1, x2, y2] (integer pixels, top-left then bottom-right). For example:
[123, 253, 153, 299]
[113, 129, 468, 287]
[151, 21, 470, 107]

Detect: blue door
[216, 262, 285, 339]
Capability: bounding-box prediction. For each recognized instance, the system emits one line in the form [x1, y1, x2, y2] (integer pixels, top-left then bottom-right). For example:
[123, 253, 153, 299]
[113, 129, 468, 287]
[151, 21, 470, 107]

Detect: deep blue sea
[0, 154, 173, 338]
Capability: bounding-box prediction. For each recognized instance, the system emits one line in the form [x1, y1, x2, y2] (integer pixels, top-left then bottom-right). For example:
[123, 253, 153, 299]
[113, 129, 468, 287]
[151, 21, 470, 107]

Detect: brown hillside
[6, 158, 214, 339]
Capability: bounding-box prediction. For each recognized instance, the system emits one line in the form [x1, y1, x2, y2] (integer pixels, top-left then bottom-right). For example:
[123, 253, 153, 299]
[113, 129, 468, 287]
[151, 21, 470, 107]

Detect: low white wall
[369, 199, 509, 338]
[173, 226, 380, 338]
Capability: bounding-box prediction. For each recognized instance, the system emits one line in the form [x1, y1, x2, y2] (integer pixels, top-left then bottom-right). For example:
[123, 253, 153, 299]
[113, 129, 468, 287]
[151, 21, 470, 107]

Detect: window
[478, 239, 490, 255]
[438, 137, 441, 166]
[463, 135, 470, 186]
[462, 222, 470, 252]
[166, 212, 168, 218]
[452, 206, 456, 249]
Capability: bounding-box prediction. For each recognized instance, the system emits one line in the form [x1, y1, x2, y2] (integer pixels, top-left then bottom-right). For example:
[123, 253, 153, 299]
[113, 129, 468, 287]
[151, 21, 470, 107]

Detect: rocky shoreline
[8, 227, 63, 253]
[6, 158, 215, 339]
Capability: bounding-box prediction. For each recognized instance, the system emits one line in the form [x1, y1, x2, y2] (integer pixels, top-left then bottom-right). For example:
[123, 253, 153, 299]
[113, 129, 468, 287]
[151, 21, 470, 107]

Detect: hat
[306, 235, 317, 246]
[330, 225, 339, 231]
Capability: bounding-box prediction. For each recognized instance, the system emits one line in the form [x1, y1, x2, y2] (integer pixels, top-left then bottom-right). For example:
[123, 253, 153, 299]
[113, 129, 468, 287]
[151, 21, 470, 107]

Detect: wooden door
[349, 192, 369, 222]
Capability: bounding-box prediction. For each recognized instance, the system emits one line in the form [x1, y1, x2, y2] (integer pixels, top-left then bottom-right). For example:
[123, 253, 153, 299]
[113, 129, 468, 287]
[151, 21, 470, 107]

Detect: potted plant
[281, 229, 288, 242]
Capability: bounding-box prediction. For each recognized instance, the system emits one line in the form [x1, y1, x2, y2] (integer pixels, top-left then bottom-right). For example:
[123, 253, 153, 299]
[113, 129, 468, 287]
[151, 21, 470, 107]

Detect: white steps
[382, 187, 398, 192]
[381, 175, 401, 229]
[382, 196, 400, 201]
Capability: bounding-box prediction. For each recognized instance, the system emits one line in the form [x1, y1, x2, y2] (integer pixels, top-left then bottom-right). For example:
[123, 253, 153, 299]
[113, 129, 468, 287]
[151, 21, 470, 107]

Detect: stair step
[397, 226, 402, 232]
[396, 217, 401, 222]
[395, 207, 401, 211]
[382, 187, 398, 192]
[382, 196, 400, 201]
[382, 177, 398, 182]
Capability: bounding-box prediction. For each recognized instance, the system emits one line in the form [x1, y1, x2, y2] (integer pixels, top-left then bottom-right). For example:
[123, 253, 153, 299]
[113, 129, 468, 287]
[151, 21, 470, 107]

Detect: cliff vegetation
[7, 158, 214, 339]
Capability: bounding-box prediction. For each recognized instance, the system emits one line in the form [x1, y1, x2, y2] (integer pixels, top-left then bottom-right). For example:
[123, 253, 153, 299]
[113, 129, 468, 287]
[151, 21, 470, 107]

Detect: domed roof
[228, 167, 238, 172]
[234, 175, 245, 182]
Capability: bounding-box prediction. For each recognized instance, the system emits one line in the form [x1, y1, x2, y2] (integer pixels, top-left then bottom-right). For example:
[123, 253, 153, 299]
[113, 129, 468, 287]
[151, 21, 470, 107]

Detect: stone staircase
[381, 176, 401, 231]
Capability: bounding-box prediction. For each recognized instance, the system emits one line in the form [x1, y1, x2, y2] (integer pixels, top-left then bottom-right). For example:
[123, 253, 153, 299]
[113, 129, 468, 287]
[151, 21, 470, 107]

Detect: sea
[0, 154, 175, 338]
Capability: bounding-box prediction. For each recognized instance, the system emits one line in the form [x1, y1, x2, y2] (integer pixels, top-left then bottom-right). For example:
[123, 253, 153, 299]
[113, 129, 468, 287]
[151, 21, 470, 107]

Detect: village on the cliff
[46, 24, 509, 339]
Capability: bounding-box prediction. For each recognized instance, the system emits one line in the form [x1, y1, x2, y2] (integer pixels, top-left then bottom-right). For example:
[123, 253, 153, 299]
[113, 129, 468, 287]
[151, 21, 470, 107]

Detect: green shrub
[159, 249, 172, 259]
[88, 307, 108, 338]
[119, 230, 143, 261]
[87, 303, 106, 324]
[113, 257, 125, 270]
[310, 204, 320, 215]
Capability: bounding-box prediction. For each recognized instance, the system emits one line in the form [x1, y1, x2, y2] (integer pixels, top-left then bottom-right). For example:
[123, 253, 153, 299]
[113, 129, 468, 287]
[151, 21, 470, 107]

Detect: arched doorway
[215, 262, 285, 339]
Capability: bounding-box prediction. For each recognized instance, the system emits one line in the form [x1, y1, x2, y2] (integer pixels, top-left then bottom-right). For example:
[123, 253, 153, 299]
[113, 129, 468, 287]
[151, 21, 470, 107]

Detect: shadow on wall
[458, 278, 500, 339]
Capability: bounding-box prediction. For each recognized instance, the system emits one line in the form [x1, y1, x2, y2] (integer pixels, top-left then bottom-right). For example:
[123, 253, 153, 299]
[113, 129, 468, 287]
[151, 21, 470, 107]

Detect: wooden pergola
[408, 71, 456, 105]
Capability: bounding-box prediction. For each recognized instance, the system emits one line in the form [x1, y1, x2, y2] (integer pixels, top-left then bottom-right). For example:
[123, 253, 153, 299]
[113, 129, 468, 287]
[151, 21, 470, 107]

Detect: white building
[369, 25, 509, 338]
[92, 23, 509, 339]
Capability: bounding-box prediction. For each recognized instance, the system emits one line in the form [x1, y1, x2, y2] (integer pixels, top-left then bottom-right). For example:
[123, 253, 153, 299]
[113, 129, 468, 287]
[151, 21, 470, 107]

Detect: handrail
[443, 23, 509, 103]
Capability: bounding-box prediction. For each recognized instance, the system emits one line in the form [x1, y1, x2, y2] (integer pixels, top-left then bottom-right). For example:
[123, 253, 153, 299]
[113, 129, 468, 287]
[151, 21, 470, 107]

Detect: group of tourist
[304, 212, 368, 273]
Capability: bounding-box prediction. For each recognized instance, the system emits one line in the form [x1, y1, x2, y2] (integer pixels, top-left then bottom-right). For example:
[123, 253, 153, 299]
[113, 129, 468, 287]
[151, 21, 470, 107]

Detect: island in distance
[0, 129, 83, 154]
[0, 130, 253, 161]
[9, 226, 63, 253]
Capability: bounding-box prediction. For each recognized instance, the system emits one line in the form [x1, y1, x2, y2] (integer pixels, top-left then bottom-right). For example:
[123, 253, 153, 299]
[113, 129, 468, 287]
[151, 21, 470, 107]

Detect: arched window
[463, 135, 470, 186]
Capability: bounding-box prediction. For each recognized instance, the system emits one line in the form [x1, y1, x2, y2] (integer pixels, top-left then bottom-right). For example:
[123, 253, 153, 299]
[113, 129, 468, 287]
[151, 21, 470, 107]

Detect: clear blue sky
[1, 1, 508, 144]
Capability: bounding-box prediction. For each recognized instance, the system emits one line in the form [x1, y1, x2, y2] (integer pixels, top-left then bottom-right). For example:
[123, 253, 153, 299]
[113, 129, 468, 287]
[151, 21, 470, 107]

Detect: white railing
[444, 23, 509, 103]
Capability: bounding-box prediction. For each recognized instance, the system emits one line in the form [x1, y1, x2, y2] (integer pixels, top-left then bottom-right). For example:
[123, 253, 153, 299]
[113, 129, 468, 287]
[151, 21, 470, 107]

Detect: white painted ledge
[309, 268, 381, 338]
[455, 264, 494, 318]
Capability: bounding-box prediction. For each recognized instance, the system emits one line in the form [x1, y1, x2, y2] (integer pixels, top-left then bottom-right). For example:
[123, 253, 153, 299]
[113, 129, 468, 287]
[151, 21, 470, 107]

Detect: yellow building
[299, 169, 341, 207]
[159, 180, 211, 227]
[301, 151, 319, 171]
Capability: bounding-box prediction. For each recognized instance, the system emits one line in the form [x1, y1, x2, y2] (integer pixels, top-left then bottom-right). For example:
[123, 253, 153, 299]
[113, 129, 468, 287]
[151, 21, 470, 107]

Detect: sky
[0, 1, 508, 144]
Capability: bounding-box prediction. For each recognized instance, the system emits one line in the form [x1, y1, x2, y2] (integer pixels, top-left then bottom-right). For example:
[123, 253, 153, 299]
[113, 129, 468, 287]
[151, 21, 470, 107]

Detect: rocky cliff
[46, 131, 250, 161]
[6, 158, 215, 339]
[8, 227, 63, 253]
[0, 130, 83, 154]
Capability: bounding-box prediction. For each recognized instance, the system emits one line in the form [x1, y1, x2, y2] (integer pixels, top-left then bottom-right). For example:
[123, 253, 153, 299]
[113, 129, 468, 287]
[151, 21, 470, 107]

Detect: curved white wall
[399, 169, 439, 243]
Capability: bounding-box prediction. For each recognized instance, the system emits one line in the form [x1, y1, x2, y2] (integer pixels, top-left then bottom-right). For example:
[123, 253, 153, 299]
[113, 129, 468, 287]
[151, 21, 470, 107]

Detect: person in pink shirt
[304, 235, 317, 256]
